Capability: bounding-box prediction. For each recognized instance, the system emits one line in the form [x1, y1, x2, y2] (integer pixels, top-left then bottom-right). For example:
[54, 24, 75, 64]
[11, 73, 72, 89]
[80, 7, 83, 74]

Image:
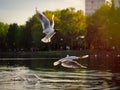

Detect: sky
[0, 0, 85, 25]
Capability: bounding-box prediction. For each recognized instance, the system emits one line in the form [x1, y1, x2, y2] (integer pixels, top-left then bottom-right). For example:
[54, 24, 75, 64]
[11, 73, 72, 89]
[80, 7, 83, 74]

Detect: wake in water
[0, 66, 120, 90]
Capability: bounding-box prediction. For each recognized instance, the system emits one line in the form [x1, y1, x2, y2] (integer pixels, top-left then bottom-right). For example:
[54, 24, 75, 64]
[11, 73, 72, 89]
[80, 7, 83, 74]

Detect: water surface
[0, 53, 120, 90]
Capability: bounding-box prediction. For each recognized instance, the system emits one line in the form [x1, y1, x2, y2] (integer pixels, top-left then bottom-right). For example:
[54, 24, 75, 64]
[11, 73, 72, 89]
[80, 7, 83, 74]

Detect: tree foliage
[0, 22, 9, 51]
[6, 23, 18, 51]
[0, 6, 120, 51]
[86, 4, 120, 50]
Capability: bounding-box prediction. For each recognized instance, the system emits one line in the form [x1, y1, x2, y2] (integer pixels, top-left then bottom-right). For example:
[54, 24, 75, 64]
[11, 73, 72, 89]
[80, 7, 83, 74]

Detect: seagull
[53, 55, 89, 68]
[36, 8, 57, 43]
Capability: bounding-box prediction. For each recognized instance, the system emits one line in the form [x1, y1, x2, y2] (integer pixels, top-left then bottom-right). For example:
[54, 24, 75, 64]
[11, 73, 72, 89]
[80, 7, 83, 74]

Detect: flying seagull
[53, 55, 89, 68]
[36, 8, 57, 43]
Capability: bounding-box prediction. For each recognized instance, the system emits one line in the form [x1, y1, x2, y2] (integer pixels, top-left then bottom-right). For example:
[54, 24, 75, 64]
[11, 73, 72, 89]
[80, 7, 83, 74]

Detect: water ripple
[0, 66, 120, 90]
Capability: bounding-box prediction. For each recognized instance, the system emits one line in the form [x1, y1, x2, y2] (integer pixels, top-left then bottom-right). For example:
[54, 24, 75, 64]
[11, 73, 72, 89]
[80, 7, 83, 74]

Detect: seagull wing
[51, 14, 55, 28]
[36, 10, 50, 30]
[61, 60, 87, 68]
[53, 57, 67, 66]
[67, 56, 80, 60]
[79, 55, 89, 59]
[64, 55, 80, 60]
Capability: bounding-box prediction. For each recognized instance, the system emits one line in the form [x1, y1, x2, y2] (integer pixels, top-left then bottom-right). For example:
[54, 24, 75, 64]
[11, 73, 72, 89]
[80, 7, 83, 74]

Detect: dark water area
[0, 51, 120, 90]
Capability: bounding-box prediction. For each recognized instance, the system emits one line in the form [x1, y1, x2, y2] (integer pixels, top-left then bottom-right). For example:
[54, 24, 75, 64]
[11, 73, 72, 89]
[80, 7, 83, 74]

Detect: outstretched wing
[36, 10, 50, 30]
[51, 14, 54, 29]
[79, 55, 89, 59]
[66, 56, 79, 60]
[61, 60, 87, 68]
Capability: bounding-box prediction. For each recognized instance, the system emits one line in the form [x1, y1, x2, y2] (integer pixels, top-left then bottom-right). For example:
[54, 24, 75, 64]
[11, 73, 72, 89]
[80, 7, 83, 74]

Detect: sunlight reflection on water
[0, 66, 120, 90]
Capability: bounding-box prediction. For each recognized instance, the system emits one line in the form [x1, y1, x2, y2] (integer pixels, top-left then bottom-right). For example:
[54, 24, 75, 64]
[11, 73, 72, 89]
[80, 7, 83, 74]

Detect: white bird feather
[36, 8, 57, 43]
[53, 55, 89, 68]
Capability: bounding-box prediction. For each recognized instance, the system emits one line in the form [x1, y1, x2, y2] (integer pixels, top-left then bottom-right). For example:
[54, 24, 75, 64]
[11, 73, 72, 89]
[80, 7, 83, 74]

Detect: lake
[0, 51, 120, 90]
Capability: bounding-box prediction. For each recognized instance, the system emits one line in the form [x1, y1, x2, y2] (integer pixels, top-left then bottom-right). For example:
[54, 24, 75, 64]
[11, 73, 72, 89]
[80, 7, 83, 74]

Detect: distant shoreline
[0, 50, 119, 58]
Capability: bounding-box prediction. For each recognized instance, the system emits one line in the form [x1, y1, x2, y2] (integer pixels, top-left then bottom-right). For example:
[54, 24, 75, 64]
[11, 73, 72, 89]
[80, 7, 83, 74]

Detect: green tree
[22, 18, 33, 51]
[86, 4, 112, 50]
[0, 8, 87, 51]
[6, 23, 18, 51]
[109, 5, 120, 49]
[15, 25, 25, 50]
[60, 8, 86, 49]
[0, 22, 9, 51]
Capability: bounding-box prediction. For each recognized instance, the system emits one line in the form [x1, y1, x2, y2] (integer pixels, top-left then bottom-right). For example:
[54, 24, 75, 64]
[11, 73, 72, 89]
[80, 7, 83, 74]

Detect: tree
[15, 25, 25, 50]
[0, 8, 87, 51]
[86, 2, 120, 51]
[21, 18, 33, 51]
[6, 23, 18, 51]
[109, 5, 120, 49]
[60, 8, 86, 49]
[0, 22, 9, 51]
[86, 4, 112, 50]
